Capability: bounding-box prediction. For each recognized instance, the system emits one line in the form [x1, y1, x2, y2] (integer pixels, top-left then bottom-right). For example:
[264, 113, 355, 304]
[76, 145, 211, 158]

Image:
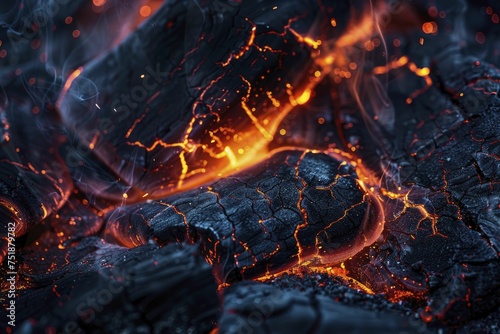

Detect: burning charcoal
[341, 47, 500, 327]
[266, 1, 500, 327]
[0, 0, 499, 333]
[57, 0, 356, 203]
[268, 79, 345, 152]
[103, 149, 384, 282]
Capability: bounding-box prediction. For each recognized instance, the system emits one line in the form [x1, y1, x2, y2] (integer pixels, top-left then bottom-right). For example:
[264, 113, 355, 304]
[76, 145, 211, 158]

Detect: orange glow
[379, 188, 444, 237]
[0, 199, 25, 235]
[266, 91, 281, 107]
[372, 55, 432, 101]
[295, 88, 312, 105]
[373, 56, 408, 74]
[89, 133, 99, 150]
[422, 22, 438, 34]
[336, 15, 375, 49]
[93, 0, 106, 6]
[224, 146, 238, 167]
[289, 29, 322, 49]
[56, 4, 386, 206]
[41, 204, 48, 219]
[133, 1, 163, 26]
[313, 9, 380, 81]
[61, 68, 82, 94]
[374, 56, 430, 78]
[140, 5, 152, 17]
[240, 76, 274, 141]
[408, 63, 430, 77]
[255, 264, 375, 295]
[364, 40, 375, 51]
[153, 5, 381, 199]
[222, 23, 257, 66]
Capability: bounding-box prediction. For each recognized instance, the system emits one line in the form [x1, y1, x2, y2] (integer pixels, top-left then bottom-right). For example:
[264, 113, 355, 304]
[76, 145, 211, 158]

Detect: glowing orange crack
[372, 56, 433, 102]
[240, 75, 274, 141]
[379, 188, 445, 238]
[221, 20, 257, 67]
[291, 150, 310, 264]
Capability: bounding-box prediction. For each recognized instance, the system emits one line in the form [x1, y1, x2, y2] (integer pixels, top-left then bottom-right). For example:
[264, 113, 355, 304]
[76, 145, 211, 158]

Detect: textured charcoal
[103, 149, 383, 282]
[11, 242, 218, 333]
[218, 281, 428, 334]
[268, 1, 500, 327]
[0, 0, 499, 333]
[343, 51, 500, 327]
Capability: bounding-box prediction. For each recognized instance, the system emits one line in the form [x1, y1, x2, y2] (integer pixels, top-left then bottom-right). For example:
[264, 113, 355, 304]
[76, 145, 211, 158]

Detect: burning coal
[0, 0, 499, 333]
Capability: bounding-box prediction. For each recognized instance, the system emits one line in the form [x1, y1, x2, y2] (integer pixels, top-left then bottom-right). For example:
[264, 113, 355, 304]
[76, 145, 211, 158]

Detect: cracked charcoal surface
[269, 0, 500, 328]
[58, 0, 353, 202]
[0, 0, 499, 333]
[104, 149, 383, 282]
[340, 41, 500, 328]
